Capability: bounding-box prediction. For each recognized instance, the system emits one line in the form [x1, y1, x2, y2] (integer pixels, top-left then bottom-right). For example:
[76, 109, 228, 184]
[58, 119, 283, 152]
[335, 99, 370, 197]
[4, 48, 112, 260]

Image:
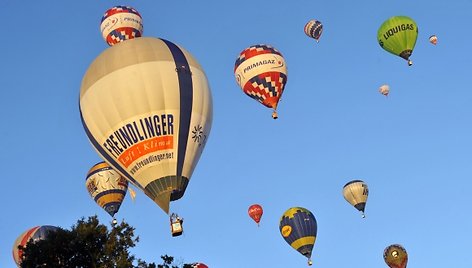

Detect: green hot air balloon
[279, 207, 317, 266]
[377, 16, 418, 66]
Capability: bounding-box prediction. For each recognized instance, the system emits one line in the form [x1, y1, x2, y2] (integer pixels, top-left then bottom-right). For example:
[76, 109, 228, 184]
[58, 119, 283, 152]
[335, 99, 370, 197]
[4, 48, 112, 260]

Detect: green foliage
[19, 216, 156, 268]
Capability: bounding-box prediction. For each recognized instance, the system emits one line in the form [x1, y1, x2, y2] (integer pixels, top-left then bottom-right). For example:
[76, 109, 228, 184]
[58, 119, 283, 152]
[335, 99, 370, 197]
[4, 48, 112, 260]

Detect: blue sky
[2, 1, 472, 267]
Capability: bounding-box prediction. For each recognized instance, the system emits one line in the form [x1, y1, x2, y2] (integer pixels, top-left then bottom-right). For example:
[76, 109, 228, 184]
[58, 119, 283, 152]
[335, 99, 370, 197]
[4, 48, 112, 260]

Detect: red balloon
[191, 263, 208, 268]
[248, 204, 263, 226]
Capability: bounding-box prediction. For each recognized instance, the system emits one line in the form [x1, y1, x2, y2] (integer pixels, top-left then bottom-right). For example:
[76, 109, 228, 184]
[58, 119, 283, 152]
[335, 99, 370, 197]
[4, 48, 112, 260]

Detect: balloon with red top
[248, 204, 264, 226]
[234, 44, 287, 119]
[100, 6, 143, 46]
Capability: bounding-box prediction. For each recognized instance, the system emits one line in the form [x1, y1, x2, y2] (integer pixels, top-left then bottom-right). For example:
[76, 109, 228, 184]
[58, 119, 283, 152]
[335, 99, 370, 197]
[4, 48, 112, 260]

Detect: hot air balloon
[384, 244, 408, 268]
[234, 44, 287, 119]
[279, 207, 317, 266]
[304, 20, 323, 42]
[100, 6, 143, 46]
[190, 263, 209, 268]
[343, 180, 369, 218]
[379, 84, 390, 97]
[429, 35, 438, 45]
[377, 16, 418, 66]
[80, 37, 213, 215]
[85, 161, 128, 224]
[248, 204, 263, 226]
[12, 225, 60, 267]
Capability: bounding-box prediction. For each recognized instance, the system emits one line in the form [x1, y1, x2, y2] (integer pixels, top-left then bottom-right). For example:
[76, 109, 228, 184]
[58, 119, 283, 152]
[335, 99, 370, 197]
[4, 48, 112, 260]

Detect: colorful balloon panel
[80, 37, 213, 214]
[100, 6, 143, 46]
[12, 225, 59, 267]
[377, 16, 418, 65]
[248, 204, 263, 225]
[279, 207, 317, 265]
[85, 161, 128, 217]
[384, 244, 408, 268]
[304, 20, 323, 42]
[342, 180, 369, 217]
[234, 44, 287, 115]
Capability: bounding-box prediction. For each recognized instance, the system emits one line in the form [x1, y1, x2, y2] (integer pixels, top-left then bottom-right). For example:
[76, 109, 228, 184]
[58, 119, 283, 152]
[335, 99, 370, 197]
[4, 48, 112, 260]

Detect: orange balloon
[248, 204, 263, 226]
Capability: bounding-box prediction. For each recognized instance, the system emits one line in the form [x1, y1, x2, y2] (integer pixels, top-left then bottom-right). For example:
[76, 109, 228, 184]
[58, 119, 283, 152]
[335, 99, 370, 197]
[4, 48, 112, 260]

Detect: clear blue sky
[2, 1, 472, 267]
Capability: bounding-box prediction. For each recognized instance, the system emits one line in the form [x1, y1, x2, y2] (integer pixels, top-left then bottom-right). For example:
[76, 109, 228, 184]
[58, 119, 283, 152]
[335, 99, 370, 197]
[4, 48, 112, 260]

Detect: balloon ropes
[80, 6, 213, 215]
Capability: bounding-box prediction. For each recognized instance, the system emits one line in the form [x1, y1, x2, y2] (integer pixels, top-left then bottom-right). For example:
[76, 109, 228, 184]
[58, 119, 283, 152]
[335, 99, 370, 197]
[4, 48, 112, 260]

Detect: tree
[19, 216, 157, 268]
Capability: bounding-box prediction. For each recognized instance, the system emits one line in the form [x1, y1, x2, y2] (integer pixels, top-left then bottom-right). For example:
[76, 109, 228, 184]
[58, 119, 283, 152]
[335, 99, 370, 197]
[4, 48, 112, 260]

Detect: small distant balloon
[304, 20, 323, 42]
[384, 244, 408, 268]
[100, 6, 143, 46]
[379, 84, 390, 97]
[429, 35, 438, 45]
[342, 180, 369, 218]
[248, 204, 263, 226]
[190, 263, 209, 268]
[12, 225, 60, 267]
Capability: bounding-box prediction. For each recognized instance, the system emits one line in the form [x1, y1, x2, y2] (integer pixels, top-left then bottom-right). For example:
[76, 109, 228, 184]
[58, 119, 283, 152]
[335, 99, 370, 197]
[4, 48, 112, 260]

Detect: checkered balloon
[234, 44, 287, 119]
[100, 6, 143, 46]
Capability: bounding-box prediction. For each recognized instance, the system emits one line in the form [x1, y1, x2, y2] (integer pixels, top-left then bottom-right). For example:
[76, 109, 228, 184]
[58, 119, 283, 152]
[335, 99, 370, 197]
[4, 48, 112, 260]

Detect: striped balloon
[12, 225, 59, 267]
[100, 6, 143, 46]
[85, 161, 128, 219]
[304, 20, 323, 42]
[234, 44, 287, 119]
[279, 207, 317, 266]
[80, 37, 213, 214]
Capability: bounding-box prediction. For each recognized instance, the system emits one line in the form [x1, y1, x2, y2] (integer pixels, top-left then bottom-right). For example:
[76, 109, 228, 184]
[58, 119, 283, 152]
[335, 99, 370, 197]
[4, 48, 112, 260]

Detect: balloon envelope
[429, 35, 438, 45]
[85, 161, 128, 218]
[279, 207, 317, 265]
[100, 6, 143, 46]
[190, 263, 208, 268]
[248, 204, 263, 225]
[377, 16, 418, 65]
[80, 37, 213, 214]
[384, 244, 408, 268]
[234, 44, 287, 118]
[379, 84, 390, 96]
[304, 20, 323, 42]
[342, 180, 369, 217]
[12, 225, 60, 267]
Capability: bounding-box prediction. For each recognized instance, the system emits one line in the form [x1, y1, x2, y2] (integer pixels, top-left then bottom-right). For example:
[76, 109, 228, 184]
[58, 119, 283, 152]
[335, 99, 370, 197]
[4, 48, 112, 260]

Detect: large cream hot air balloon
[79, 37, 213, 215]
[342, 180, 369, 218]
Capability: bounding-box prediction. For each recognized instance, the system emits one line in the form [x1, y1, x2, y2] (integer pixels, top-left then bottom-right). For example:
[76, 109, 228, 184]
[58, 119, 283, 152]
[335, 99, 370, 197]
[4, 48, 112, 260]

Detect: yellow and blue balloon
[279, 207, 317, 266]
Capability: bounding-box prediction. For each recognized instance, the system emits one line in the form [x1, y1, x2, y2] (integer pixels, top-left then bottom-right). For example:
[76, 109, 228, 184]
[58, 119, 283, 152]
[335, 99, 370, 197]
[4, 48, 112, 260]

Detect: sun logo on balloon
[192, 125, 206, 146]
